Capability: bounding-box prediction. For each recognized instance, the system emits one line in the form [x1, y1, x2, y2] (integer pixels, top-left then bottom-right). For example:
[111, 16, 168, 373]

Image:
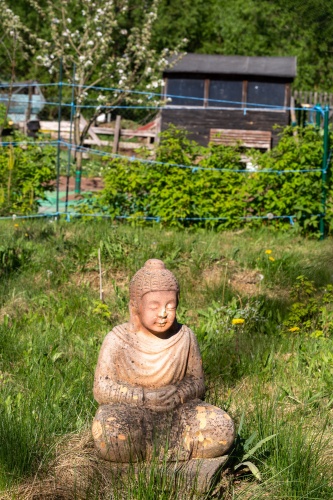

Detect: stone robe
[92, 323, 235, 462]
[93, 323, 205, 408]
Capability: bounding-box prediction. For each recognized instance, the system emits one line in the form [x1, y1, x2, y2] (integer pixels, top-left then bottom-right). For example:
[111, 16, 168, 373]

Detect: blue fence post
[320, 105, 330, 240]
[56, 58, 63, 217]
[65, 64, 76, 214]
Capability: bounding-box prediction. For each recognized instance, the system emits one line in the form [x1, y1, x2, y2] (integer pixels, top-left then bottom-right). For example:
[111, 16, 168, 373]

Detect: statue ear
[129, 299, 137, 311]
[129, 300, 139, 319]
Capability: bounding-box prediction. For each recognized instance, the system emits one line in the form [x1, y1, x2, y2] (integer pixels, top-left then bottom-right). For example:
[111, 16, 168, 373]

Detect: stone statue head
[129, 259, 180, 337]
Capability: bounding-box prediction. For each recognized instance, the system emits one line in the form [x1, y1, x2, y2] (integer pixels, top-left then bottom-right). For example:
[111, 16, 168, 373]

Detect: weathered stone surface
[92, 259, 235, 467]
[175, 455, 229, 492]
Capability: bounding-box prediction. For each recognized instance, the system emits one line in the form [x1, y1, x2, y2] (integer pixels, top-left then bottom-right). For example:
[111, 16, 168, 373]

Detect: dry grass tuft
[0, 295, 30, 323]
[3, 430, 123, 500]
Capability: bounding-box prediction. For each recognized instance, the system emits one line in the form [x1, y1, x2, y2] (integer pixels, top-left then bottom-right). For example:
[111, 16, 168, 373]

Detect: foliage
[0, 103, 8, 130]
[81, 125, 331, 236]
[0, 0, 183, 154]
[0, 134, 56, 215]
[283, 275, 333, 337]
[2, 0, 333, 94]
[153, 0, 333, 91]
[247, 125, 326, 233]
[0, 241, 32, 277]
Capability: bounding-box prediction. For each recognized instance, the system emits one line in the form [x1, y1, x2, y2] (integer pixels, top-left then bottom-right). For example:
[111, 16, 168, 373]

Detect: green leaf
[234, 461, 262, 481]
[242, 433, 277, 461]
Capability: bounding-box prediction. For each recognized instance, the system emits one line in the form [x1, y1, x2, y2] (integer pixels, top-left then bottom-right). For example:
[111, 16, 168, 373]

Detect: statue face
[137, 290, 178, 337]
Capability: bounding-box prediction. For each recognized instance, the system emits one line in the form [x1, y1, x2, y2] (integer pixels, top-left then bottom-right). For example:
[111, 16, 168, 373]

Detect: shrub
[81, 125, 331, 235]
[247, 126, 326, 233]
[0, 133, 56, 215]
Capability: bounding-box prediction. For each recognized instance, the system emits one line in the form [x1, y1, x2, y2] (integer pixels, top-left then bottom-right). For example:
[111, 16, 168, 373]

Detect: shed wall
[160, 109, 290, 147]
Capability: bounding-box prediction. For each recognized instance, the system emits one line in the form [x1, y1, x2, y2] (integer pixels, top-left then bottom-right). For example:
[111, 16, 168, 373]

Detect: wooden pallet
[210, 128, 272, 150]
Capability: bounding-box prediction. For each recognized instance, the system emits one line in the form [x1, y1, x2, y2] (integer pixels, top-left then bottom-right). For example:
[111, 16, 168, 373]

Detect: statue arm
[93, 333, 144, 406]
[94, 375, 144, 405]
[175, 331, 205, 403]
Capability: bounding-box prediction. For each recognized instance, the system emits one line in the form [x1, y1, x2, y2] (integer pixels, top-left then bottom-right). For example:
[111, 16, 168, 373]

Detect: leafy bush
[248, 126, 325, 233]
[283, 275, 333, 337]
[81, 125, 332, 235]
[85, 126, 249, 228]
[0, 133, 56, 215]
[0, 243, 32, 277]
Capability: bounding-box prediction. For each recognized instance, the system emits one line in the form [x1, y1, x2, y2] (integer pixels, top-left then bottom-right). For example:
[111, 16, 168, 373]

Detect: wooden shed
[0, 80, 45, 124]
[161, 54, 297, 149]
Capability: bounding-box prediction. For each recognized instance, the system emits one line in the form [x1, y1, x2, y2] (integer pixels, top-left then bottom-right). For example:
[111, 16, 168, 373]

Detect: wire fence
[0, 80, 331, 112]
[0, 77, 331, 237]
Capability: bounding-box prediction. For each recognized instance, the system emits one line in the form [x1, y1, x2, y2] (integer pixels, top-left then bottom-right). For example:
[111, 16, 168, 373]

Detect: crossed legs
[92, 400, 235, 462]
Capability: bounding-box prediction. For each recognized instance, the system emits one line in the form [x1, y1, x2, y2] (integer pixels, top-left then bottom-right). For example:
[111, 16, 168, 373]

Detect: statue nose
[158, 308, 167, 318]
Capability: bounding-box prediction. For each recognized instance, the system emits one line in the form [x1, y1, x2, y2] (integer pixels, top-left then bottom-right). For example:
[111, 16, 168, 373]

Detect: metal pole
[65, 63, 76, 215]
[56, 58, 63, 216]
[315, 103, 321, 129]
[320, 105, 330, 240]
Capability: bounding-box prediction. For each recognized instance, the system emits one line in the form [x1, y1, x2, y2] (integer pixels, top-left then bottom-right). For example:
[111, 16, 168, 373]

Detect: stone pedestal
[175, 455, 229, 493]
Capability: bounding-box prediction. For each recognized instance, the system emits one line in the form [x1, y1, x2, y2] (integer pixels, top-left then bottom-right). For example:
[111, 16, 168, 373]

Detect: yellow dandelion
[269, 256, 275, 262]
[265, 249, 272, 254]
[14, 223, 19, 228]
[232, 318, 245, 325]
[25, 233, 29, 237]
[288, 327, 300, 332]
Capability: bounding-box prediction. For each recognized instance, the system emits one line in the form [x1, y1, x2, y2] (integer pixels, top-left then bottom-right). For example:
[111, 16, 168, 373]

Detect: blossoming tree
[0, 0, 182, 191]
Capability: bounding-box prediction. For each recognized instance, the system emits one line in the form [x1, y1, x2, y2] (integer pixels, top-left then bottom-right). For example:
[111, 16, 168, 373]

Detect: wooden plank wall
[293, 90, 333, 107]
[161, 109, 290, 147]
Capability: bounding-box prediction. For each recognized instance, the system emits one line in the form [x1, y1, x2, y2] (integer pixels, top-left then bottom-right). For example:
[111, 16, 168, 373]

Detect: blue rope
[0, 212, 322, 225]
[1, 140, 59, 147]
[0, 213, 59, 220]
[0, 89, 327, 112]
[60, 140, 325, 174]
[0, 139, 325, 174]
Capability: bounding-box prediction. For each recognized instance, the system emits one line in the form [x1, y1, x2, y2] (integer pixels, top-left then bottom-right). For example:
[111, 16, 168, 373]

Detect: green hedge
[0, 134, 56, 215]
[82, 125, 332, 235]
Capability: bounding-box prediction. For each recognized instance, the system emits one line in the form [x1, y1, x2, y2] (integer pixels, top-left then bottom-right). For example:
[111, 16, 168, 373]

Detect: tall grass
[0, 220, 333, 497]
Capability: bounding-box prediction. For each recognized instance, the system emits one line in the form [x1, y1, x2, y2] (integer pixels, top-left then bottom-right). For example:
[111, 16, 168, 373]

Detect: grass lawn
[0, 221, 333, 499]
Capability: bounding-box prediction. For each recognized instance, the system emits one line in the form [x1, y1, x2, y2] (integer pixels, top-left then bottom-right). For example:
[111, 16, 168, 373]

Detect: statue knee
[92, 404, 147, 462]
[207, 407, 235, 457]
[181, 402, 235, 459]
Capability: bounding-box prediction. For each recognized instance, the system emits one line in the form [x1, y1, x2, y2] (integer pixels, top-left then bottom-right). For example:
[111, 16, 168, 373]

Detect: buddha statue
[92, 259, 235, 463]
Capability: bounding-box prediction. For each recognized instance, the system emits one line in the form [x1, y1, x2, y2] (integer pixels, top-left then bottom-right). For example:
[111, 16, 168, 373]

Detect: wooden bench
[209, 129, 272, 150]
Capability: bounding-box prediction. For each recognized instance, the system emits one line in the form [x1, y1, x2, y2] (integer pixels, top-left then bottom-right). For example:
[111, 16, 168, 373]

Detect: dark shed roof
[165, 54, 297, 78]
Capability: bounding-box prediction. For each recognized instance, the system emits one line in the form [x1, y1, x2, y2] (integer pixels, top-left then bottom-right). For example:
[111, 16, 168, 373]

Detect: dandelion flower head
[232, 318, 245, 325]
